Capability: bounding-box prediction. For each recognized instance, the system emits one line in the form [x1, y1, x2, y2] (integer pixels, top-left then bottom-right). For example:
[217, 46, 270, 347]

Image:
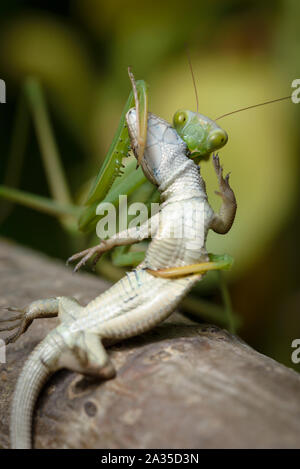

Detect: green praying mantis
[0, 65, 289, 332]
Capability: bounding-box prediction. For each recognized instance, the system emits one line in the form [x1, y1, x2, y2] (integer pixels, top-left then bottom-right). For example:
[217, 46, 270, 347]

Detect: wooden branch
[0, 239, 300, 449]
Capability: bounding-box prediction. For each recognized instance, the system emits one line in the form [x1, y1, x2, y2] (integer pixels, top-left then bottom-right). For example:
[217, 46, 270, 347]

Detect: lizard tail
[10, 330, 64, 449]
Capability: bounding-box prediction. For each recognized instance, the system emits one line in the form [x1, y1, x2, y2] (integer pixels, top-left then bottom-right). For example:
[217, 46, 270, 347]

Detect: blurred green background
[0, 0, 300, 370]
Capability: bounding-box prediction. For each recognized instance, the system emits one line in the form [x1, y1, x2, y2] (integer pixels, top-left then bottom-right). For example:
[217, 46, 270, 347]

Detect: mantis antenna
[187, 51, 199, 114]
[184, 51, 291, 120]
[215, 95, 291, 121]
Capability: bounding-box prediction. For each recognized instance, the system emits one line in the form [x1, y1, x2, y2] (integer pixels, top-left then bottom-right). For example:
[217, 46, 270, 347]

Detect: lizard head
[173, 110, 228, 161]
[126, 108, 188, 186]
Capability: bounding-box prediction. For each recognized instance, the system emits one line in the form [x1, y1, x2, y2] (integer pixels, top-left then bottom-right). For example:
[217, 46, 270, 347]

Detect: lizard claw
[67, 242, 108, 273]
[225, 172, 231, 183]
[212, 153, 223, 180]
[0, 306, 31, 345]
[212, 153, 235, 202]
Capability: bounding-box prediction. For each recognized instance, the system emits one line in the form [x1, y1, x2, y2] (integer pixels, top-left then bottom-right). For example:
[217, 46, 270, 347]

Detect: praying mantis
[0, 67, 240, 331]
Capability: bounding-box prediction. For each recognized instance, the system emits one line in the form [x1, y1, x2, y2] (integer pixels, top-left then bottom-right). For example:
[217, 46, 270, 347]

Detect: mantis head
[173, 110, 228, 160]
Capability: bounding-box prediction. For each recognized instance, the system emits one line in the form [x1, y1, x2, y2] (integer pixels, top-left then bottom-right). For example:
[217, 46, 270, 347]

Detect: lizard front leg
[210, 153, 237, 234]
[68, 213, 159, 272]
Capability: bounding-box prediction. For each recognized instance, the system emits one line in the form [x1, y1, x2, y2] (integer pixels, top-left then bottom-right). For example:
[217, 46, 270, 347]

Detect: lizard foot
[97, 359, 116, 380]
[0, 298, 58, 345]
[67, 241, 109, 273]
[0, 306, 33, 345]
[212, 153, 235, 203]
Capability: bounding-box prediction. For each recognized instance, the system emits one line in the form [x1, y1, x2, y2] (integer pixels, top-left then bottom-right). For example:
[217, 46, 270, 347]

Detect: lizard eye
[173, 111, 187, 127]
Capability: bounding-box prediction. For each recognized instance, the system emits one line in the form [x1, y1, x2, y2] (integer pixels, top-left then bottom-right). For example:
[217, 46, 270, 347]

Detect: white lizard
[1, 108, 236, 449]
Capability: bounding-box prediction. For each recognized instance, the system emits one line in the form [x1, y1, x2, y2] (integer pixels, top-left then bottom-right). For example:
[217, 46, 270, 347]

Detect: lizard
[1, 107, 236, 449]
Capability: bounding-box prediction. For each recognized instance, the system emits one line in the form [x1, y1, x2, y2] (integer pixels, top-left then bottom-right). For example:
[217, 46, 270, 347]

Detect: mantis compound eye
[207, 129, 228, 151]
[173, 111, 188, 127]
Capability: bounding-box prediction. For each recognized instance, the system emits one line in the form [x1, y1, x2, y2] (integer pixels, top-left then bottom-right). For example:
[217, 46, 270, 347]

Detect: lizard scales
[4, 109, 236, 448]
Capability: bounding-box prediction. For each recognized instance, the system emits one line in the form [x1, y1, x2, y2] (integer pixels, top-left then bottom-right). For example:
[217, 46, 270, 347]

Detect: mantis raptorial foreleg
[79, 72, 148, 232]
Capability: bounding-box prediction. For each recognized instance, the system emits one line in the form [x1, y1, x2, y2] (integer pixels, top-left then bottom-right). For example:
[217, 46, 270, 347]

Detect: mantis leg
[0, 78, 80, 231]
[0, 185, 81, 219]
[218, 271, 236, 334]
[146, 254, 233, 278]
[128, 67, 148, 167]
[79, 69, 148, 233]
[25, 78, 72, 212]
[0, 92, 30, 224]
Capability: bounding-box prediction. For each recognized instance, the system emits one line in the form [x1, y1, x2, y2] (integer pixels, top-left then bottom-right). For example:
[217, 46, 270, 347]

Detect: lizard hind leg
[57, 296, 84, 322]
[0, 297, 59, 345]
[58, 330, 116, 380]
[0, 296, 84, 345]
